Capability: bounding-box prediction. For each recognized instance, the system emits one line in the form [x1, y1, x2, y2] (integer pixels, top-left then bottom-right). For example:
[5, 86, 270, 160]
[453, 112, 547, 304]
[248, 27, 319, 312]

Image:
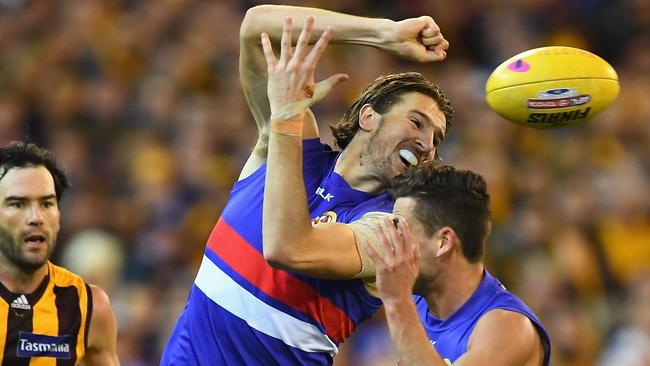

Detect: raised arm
[239, 4, 449, 170]
[261, 17, 363, 279]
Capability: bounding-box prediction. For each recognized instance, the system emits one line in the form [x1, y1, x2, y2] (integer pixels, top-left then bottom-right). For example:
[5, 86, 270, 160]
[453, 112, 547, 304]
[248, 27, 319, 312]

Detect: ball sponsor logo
[527, 88, 591, 109]
[526, 107, 591, 124]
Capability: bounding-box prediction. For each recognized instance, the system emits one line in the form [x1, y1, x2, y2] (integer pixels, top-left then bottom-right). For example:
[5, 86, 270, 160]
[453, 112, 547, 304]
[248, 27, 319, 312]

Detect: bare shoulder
[87, 284, 117, 345]
[89, 284, 113, 318]
[461, 309, 543, 366]
[85, 284, 120, 365]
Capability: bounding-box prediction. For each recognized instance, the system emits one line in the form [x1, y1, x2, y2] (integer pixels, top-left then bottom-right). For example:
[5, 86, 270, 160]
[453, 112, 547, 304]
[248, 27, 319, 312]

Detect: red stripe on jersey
[206, 218, 355, 343]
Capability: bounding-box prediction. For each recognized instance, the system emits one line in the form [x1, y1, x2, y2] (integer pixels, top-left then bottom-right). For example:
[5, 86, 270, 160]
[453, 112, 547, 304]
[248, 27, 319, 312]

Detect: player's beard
[0, 226, 54, 275]
[361, 124, 399, 188]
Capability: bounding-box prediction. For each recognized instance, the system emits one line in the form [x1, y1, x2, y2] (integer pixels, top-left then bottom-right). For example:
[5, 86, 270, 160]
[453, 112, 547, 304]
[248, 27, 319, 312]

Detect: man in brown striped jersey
[0, 142, 119, 366]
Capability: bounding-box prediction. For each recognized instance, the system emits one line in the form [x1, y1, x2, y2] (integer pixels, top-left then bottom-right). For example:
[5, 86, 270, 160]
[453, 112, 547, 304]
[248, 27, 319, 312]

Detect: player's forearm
[239, 5, 397, 143]
[240, 5, 396, 49]
[263, 120, 313, 268]
[384, 298, 450, 366]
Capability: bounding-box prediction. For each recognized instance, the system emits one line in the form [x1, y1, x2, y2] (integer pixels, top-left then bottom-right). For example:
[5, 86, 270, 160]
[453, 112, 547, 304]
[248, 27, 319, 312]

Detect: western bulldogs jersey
[162, 139, 393, 365]
[414, 270, 551, 365]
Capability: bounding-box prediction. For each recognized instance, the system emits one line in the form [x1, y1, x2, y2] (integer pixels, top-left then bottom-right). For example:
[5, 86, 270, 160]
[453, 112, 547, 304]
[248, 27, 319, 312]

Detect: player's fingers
[322, 73, 349, 93]
[420, 17, 440, 37]
[292, 16, 314, 63]
[423, 47, 447, 62]
[394, 217, 410, 257]
[260, 33, 277, 70]
[312, 73, 348, 102]
[304, 26, 333, 70]
[434, 38, 450, 52]
[362, 240, 386, 268]
[384, 216, 404, 258]
[421, 33, 445, 47]
[279, 16, 293, 65]
[400, 220, 418, 262]
[374, 222, 395, 262]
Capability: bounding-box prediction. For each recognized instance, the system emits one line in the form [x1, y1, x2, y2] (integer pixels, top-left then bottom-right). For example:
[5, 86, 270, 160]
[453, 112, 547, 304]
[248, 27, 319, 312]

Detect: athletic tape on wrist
[270, 118, 303, 136]
[269, 102, 309, 122]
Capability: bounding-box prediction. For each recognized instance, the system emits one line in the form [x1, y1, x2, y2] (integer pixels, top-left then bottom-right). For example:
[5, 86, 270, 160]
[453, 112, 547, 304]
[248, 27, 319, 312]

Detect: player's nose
[26, 203, 45, 225]
[415, 130, 434, 156]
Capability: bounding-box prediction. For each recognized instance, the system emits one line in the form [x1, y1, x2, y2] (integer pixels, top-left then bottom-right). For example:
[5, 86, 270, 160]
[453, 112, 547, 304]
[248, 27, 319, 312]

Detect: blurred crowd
[0, 0, 648, 365]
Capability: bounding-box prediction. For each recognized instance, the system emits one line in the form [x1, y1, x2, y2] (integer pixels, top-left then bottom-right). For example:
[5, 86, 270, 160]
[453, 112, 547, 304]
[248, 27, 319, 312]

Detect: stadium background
[0, 0, 648, 365]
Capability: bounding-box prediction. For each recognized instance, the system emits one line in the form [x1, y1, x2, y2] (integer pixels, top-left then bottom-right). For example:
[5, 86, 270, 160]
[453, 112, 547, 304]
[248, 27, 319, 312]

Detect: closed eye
[409, 118, 421, 129]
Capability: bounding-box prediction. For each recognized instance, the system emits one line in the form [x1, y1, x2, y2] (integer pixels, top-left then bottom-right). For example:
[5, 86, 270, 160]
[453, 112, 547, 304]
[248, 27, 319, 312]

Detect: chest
[0, 287, 85, 364]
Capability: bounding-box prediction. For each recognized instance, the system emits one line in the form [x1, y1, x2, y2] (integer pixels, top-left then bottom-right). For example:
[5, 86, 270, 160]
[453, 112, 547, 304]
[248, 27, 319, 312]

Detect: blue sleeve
[231, 138, 334, 193]
[342, 194, 394, 222]
[302, 138, 333, 169]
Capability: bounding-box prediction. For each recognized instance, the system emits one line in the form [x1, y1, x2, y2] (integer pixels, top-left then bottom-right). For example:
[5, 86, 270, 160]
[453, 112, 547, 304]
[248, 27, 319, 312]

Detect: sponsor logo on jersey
[316, 187, 334, 202]
[527, 88, 591, 109]
[17, 332, 72, 359]
[312, 211, 337, 225]
[11, 295, 30, 311]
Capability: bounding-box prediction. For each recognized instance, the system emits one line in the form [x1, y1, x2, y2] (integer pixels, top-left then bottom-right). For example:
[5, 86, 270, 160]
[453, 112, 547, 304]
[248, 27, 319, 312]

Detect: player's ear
[435, 227, 456, 259]
[359, 104, 380, 132]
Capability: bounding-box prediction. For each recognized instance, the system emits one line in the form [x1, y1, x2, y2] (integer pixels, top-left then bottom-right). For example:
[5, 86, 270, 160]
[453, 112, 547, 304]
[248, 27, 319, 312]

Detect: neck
[334, 139, 386, 194]
[0, 260, 48, 294]
[422, 262, 484, 320]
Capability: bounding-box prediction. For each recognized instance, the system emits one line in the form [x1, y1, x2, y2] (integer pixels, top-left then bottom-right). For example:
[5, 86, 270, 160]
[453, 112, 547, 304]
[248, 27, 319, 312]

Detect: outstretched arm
[239, 4, 449, 174]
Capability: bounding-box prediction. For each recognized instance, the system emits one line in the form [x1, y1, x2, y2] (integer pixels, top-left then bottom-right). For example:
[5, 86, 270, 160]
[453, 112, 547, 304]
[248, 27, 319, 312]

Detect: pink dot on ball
[508, 59, 530, 72]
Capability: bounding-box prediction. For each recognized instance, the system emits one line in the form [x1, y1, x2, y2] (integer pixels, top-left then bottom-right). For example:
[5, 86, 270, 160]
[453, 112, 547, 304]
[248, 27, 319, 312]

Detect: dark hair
[0, 142, 70, 201]
[330, 72, 454, 150]
[392, 164, 490, 263]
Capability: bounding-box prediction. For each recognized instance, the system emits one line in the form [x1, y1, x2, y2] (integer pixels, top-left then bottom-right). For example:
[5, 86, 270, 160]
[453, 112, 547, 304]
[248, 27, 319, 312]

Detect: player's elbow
[263, 239, 306, 271]
[264, 252, 290, 270]
[240, 5, 275, 40]
[263, 240, 292, 269]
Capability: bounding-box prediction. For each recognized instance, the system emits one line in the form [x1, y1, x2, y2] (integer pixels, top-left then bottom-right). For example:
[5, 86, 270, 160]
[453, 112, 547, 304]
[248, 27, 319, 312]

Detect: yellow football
[485, 46, 619, 128]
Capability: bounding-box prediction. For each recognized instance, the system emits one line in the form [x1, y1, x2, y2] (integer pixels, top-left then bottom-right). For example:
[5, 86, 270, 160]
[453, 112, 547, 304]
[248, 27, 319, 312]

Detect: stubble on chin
[364, 130, 398, 187]
[0, 227, 50, 274]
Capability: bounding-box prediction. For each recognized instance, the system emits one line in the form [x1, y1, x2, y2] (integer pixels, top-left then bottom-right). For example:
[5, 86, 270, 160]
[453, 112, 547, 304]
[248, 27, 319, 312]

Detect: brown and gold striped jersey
[0, 261, 92, 366]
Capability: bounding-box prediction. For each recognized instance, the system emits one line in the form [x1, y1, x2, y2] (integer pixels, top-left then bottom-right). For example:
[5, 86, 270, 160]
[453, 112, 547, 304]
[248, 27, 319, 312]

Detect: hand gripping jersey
[0, 261, 93, 365]
[414, 270, 551, 365]
[162, 139, 393, 365]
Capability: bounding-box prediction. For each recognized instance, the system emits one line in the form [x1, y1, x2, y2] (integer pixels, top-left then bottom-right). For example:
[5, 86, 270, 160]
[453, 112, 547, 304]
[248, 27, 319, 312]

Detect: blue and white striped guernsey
[161, 138, 393, 365]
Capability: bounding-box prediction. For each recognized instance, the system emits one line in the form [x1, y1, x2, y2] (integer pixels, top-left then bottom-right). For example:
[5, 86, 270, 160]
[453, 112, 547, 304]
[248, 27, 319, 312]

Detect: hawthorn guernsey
[161, 139, 393, 365]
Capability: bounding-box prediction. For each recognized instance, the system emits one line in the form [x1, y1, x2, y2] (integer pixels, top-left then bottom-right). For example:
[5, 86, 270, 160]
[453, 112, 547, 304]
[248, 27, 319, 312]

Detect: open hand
[261, 16, 349, 121]
[363, 216, 420, 302]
